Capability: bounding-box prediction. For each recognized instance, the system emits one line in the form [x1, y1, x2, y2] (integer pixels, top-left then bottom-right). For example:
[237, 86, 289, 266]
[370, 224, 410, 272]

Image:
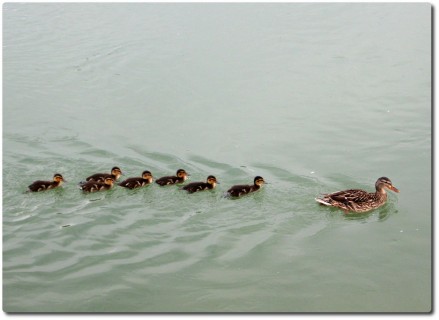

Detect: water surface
[3, 3, 431, 312]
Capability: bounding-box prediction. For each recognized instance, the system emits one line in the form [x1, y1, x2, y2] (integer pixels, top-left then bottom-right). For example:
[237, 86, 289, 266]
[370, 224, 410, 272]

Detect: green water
[3, 3, 431, 312]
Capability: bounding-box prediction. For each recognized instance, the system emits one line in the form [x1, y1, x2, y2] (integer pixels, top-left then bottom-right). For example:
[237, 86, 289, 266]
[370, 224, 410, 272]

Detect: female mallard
[84, 166, 122, 183]
[182, 175, 219, 193]
[80, 177, 115, 193]
[226, 176, 265, 197]
[28, 173, 66, 192]
[315, 177, 400, 213]
[155, 169, 189, 186]
[118, 170, 154, 189]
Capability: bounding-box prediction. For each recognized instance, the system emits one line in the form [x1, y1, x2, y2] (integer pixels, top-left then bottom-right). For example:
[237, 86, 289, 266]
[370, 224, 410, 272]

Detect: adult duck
[315, 177, 399, 213]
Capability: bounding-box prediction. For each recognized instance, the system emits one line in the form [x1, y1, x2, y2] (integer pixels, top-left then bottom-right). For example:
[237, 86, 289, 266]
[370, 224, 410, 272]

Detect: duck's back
[182, 182, 209, 193]
[227, 184, 253, 197]
[80, 181, 110, 192]
[119, 178, 149, 189]
[28, 180, 53, 192]
[324, 189, 371, 203]
[86, 173, 112, 182]
[156, 176, 179, 186]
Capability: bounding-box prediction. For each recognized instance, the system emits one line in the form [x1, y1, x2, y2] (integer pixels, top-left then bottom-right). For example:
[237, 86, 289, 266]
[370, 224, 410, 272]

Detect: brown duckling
[315, 176, 400, 213]
[226, 176, 265, 197]
[118, 170, 154, 189]
[182, 175, 218, 193]
[155, 169, 189, 186]
[28, 173, 66, 192]
[84, 166, 122, 183]
[80, 177, 115, 193]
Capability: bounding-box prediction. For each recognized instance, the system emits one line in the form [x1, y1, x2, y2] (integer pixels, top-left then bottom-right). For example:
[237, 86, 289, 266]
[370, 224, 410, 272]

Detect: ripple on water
[1, 95, 418, 312]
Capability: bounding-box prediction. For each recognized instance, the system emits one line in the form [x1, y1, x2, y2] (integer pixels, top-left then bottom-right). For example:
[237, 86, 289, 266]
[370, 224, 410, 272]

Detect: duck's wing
[326, 189, 370, 203]
[183, 182, 207, 193]
[80, 181, 105, 192]
[155, 176, 178, 186]
[227, 184, 251, 197]
[119, 177, 143, 189]
[86, 173, 110, 182]
[28, 180, 51, 192]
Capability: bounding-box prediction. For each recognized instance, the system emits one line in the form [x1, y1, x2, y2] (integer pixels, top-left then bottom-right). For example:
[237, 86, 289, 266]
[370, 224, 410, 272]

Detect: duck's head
[142, 170, 153, 182]
[177, 169, 189, 180]
[104, 177, 115, 186]
[207, 175, 219, 187]
[53, 173, 66, 184]
[375, 177, 399, 193]
[111, 167, 122, 179]
[254, 176, 265, 187]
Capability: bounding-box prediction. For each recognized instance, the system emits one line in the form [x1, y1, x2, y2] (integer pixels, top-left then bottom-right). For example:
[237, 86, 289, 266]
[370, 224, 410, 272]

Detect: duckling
[315, 177, 400, 213]
[155, 169, 189, 186]
[182, 175, 219, 193]
[84, 166, 122, 183]
[226, 176, 265, 197]
[80, 177, 115, 193]
[28, 173, 66, 192]
[118, 170, 154, 189]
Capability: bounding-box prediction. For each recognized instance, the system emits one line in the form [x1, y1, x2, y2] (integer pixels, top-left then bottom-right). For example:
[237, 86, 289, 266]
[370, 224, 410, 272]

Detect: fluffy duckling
[28, 173, 66, 192]
[226, 176, 265, 197]
[118, 170, 154, 189]
[182, 175, 218, 193]
[315, 177, 400, 213]
[80, 177, 115, 193]
[85, 166, 122, 183]
[155, 169, 189, 186]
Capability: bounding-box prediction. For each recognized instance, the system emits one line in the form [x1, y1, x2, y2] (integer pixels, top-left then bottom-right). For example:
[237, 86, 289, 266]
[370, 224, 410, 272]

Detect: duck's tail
[315, 197, 331, 206]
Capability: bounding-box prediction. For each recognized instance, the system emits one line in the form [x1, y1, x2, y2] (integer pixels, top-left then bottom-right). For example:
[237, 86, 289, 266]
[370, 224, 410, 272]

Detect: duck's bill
[390, 185, 400, 193]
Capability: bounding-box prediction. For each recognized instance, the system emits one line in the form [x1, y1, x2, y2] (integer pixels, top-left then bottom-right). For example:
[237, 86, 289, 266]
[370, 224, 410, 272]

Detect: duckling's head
[375, 177, 399, 193]
[111, 167, 122, 179]
[176, 169, 189, 180]
[104, 177, 115, 186]
[254, 176, 265, 187]
[207, 175, 218, 187]
[142, 170, 153, 182]
[53, 173, 65, 184]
